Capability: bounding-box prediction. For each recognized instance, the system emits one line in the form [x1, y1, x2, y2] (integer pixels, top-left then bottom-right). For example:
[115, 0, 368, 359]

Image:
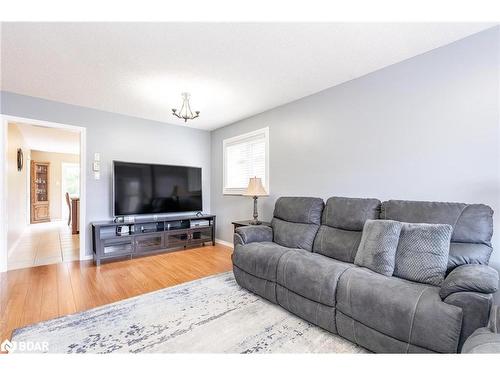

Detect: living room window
[223, 127, 269, 195]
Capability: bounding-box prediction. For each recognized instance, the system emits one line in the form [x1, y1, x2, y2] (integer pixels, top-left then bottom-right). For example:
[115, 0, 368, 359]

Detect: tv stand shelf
[91, 214, 216, 265]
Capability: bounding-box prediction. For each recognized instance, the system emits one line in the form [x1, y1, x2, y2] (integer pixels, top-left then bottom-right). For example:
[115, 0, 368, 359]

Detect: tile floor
[8, 221, 80, 270]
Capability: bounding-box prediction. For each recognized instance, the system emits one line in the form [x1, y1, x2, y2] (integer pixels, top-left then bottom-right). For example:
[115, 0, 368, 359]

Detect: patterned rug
[11, 272, 366, 353]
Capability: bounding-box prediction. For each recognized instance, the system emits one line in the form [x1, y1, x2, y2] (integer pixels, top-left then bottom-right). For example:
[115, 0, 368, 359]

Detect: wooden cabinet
[31, 161, 50, 223]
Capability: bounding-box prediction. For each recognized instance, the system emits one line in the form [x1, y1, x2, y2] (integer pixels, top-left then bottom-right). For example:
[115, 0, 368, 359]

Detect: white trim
[0, 114, 87, 272]
[80, 254, 93, 261]
[222, 127, 269, 195]
[215, 238, 234, 248]
[0, 117, 7, 272]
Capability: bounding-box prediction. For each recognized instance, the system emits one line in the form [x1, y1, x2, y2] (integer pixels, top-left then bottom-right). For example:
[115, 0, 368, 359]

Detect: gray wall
[211, 27, 500, 299]
[1, 92, 211, 256]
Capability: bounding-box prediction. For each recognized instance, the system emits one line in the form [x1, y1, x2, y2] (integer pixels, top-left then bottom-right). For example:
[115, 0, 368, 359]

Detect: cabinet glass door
[35, 164, 49, 203]
[135, 233, 164, 253]
[190, 227, 212, 244]
[166, 232, 188, 248]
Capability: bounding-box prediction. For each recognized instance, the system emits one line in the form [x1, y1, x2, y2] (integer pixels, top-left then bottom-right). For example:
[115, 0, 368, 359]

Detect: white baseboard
[81, 254, 93, 261]
[215, 238, 234, 248]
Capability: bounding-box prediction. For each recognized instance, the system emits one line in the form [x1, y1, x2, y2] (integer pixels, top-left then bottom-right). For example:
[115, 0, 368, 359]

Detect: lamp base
[249, 220, 262, 225]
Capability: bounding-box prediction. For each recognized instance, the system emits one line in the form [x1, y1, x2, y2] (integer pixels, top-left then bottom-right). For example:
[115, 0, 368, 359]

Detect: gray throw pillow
[354, 219, 402, 276]
[394, 222, 453, 286]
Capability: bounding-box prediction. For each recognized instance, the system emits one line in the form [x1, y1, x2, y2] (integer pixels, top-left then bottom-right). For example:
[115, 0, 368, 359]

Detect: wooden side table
[232, 220, 272, 232]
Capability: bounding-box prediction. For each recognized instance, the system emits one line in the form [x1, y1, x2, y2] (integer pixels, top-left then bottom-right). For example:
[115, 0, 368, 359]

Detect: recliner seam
[276, 282, 337, 307]
[344, 269, 356, 344]
[406, 286, 430, 353]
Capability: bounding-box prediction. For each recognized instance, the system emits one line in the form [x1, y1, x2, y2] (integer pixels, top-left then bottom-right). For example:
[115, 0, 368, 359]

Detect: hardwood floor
[0, 244, 233, 342]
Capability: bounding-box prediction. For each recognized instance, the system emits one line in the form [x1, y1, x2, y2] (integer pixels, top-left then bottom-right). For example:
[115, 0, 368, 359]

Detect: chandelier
[172, 92, 200, 122]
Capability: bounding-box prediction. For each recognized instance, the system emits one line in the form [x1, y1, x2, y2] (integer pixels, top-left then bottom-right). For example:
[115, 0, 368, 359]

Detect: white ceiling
[12, 122, 80, 155]
[1, 23, 496, 130]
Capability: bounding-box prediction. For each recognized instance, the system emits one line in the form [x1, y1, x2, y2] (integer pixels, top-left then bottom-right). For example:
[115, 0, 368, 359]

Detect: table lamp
[243, 177, 268, 225]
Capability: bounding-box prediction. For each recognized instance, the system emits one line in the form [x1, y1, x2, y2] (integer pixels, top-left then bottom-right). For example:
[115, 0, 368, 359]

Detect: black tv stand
[91, 214, 216, 266]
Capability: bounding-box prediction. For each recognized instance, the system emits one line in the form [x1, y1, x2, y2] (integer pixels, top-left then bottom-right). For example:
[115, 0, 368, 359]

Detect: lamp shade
[243, 177, 268, 197]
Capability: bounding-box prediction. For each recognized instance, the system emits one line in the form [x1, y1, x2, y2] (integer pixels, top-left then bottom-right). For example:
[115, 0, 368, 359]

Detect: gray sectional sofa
[232, 197, 499, 353]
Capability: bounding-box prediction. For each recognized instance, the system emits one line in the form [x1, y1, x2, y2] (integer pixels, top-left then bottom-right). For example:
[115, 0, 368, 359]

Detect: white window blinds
[223, 127, 269, 194]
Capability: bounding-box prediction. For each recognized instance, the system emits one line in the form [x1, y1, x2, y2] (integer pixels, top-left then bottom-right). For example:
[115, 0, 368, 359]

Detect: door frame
[0, 114, 88, 272]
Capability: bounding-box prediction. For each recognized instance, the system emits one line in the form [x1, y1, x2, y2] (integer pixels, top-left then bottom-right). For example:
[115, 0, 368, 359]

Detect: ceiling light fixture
[172, 92, 200, 122]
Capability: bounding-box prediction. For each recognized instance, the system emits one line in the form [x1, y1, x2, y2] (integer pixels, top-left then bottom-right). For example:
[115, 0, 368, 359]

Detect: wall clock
[17, 148, 23, 171]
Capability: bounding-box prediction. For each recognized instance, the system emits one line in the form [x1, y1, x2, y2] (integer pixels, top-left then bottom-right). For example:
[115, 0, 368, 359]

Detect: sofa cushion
[233, 266, 278, 303]
[271, 197, 323, 251]
[273, 196, 324, 224]
[322, 196, 381, 231]
[393, 223, 452, 286]
[354, 220, 402, 276]
[336, 267, 463, 353]
[312, 226, 361, 262]
[271, 218, 319, 251]
[381, 200, 493, 246]
[276, 251, 353, 307]
[448, 243, 492, 270]
[313, 196, 381, 262]
[232, 242, 297, 282]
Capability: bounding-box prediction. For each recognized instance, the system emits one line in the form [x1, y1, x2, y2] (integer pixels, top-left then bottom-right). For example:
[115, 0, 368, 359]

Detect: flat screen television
[113, 161, 202, 216]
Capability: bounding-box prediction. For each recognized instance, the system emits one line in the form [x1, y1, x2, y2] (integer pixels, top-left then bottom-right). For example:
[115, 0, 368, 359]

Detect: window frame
[222, 127, 269, 195]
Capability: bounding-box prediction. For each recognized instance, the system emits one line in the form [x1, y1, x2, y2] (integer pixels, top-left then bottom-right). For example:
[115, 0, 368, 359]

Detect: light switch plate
[92, 161, 100, 171]
[94, 171, 100, 180]
[94, 153, 100, 161]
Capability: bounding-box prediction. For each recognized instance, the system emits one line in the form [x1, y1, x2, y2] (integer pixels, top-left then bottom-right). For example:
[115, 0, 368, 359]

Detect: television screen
[113, 161, 202, 216]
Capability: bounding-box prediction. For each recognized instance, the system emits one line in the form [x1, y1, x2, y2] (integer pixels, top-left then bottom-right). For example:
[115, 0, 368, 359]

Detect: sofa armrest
[440, 264, 499, 300]
[234, 225, 273, 246]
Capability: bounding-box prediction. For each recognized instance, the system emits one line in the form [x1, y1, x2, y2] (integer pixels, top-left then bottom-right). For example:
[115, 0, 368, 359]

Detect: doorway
[0, 115, 87, 272]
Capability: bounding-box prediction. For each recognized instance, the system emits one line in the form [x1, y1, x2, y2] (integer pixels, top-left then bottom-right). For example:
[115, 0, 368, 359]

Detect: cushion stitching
[406, 286, 430, 353]
[345, 269, 356, 344]
[283, 253, 291, 308]
[265, 249, 273, 283]
[451, 205, 468, 241]
[320, 227, 325, 253]
[492, 306, 498, 333]
[326, 200, 330, 227]
[275, 249, 294, 284]
[307, 204, 313, 224]
[314, 264, 326, 324]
